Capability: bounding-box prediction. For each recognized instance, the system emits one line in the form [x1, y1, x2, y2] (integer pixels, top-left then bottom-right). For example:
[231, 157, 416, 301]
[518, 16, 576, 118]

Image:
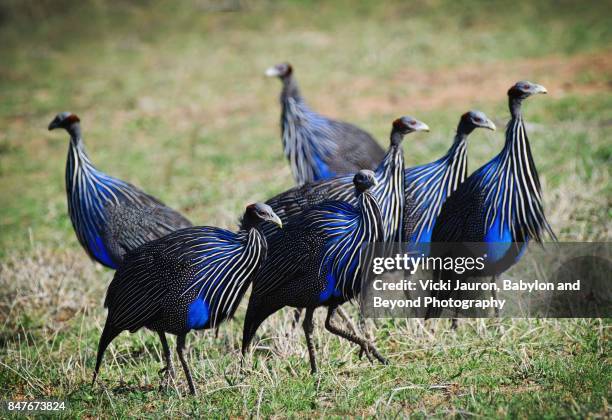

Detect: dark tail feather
[92, 322, 120, 386]
[241, 302, 276, 356]
[241, 316, 262, 356]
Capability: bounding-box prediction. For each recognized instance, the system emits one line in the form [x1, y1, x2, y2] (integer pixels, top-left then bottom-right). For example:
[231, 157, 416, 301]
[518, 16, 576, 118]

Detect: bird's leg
[302, 307, 317, 374]
[158, 332, 175, 389]
[292, 308, 303, 330]
[490, 275, 499, 317]
[324, 306, 388, 366]
[336, 306, 359, 336]
[450, 299, 460, 330]
[176, 334, 196, 395]
[339, 304, 371, 360]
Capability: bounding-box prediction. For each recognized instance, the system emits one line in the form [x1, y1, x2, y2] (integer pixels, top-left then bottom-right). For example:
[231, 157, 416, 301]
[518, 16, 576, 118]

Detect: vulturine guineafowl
[266, 62, 385, 185]
[427, 81, 555, 320]
[93, 203, 282, 395]
[259, 115, 428, 328]
[403, 110, 496, 244]
[242, 171, 387, 373]
[259, 116, 430, 242]
[48, 112, 192, 269]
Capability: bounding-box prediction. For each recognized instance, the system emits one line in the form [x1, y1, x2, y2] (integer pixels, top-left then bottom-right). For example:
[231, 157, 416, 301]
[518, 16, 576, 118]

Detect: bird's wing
[252, 201, 359, 298]
[431, 174, 487, 243]
[251, 223, 320, 297]
[104, 226, 242, 331]
[104, 238, 174, 332]
[262, 175, 353, 223]
[266, 181, 332, 219]
[310, 201, 369, 299]
[102, 201, 192, 264]
[174, 227, 259, 327]
[115, 180, 192, 229]
[328, 120, 385, 172]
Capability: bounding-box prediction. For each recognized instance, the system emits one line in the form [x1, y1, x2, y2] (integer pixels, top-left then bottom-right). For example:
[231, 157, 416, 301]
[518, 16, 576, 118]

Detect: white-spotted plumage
[106, 226, 267, 332]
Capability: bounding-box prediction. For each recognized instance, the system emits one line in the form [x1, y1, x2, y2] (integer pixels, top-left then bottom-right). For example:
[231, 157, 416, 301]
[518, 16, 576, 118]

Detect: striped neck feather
[405, 134, 468, 242]
[281, 96, 339, 185]
[65, 138, 143, 266]
[315, 190, 383, 300]
[318, 144, 405, 242]
[478, 115, 554, 243]
[179, 227, 267, 328]
[372, 144, 405, 242]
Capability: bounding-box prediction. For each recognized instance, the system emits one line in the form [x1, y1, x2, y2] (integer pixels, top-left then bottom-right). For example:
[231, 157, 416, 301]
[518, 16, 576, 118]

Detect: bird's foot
[361, 346, 375, 363]
[369, 345, 389, 365]
[158, 365, 176, 390]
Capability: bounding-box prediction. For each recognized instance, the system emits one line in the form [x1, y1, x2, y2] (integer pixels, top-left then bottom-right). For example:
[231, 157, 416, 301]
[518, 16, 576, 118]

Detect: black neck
[504, 98, 526, 153]
[241, 211, 268, 233]
[509, 96, 523, 119]
[390, 131, 405, 147]
[456, 119, 476, 138]
[441, 132, 467, 161]
[281, 75, 301, 102]
[67, 123, 83, 146]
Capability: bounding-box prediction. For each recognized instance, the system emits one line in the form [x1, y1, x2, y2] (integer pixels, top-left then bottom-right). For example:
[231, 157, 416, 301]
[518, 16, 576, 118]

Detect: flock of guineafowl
[48, 62, 555, 395]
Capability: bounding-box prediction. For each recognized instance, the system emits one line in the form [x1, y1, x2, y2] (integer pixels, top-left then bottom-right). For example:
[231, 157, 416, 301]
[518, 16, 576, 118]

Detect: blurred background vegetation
[0, 0, 610, 417]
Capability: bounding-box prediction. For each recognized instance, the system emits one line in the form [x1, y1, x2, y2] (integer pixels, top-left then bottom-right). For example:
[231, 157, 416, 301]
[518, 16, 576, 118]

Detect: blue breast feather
[89, 235, 117, 268]
[477, 157, 529, 265]
[295, 104, 337, 181]
[311, 202, 362, 303]
[76, 170, 137, 268]
[186, 298, 210, 330]
[483, 214, 513, 262]
[404, 155, 454, 245]
[311, 153, 336, 181]
[175, 227, 245, 330]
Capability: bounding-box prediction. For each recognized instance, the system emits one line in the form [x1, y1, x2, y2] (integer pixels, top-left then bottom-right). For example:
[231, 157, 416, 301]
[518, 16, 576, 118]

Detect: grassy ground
[1, 0, 610, 417]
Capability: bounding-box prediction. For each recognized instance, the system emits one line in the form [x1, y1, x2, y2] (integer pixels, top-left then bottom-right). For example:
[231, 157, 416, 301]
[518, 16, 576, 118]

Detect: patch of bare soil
[339, 51, 612, 117]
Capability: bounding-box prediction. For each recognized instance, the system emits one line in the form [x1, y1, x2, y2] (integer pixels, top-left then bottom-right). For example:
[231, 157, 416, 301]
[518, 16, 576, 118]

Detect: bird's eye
[474, 117, 483, 123]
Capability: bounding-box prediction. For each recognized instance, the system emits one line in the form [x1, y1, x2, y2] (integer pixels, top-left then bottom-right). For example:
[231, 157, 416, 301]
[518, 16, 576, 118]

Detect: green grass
[1, 0, 610, 417]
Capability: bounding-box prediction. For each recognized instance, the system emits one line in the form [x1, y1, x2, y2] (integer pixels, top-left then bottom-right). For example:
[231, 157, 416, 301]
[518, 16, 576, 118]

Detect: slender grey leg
[158, 331, 175, 388]
[292, 308, 303, 329]
[337, 306, 360, 336]
[302, 307, 317, 374]
[450, 317, 458, 330]
[176, 334, 196, 395]
[324, 305, 388, 365]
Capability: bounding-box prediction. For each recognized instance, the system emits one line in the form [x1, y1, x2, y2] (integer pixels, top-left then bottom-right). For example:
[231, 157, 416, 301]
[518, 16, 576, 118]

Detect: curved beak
[267, 212, 283, 228]
[265, 66, 281, 77]
[533, 84, 548, 95]
[48, 119, 60, 131]
[414, 121, 430, 132]
[483, 118, 497, 131]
